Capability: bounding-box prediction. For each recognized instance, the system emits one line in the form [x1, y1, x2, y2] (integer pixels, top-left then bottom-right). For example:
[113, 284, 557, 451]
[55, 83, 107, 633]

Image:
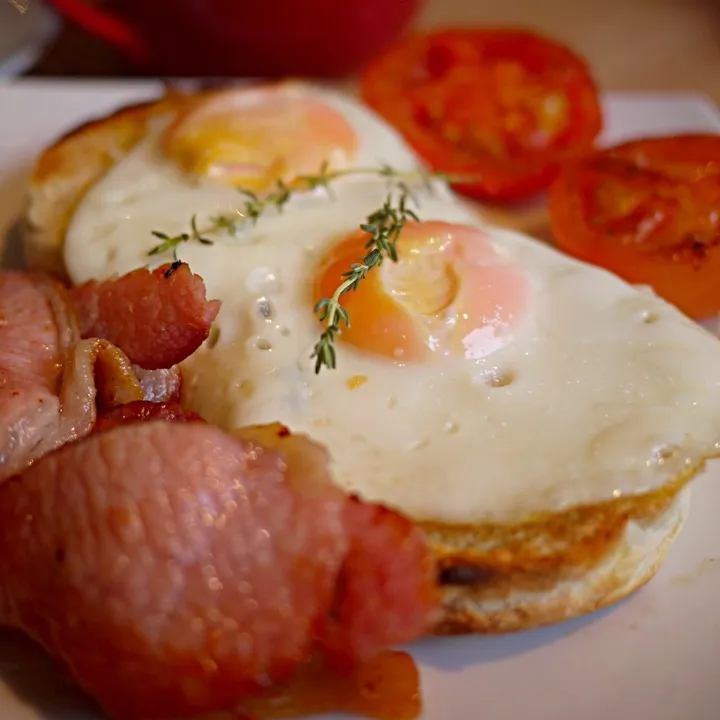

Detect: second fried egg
[64, 83, 720, 526]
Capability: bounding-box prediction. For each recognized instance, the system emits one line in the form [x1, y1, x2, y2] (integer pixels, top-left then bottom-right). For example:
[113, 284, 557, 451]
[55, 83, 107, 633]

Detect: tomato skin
[361, 28, 602, 202]
[549, 134, 720, 319]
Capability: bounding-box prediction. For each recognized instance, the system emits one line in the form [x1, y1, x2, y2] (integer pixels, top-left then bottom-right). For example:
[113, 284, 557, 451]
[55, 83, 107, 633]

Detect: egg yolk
[163, 86, 358, 190]
[314, 221, 528, 363]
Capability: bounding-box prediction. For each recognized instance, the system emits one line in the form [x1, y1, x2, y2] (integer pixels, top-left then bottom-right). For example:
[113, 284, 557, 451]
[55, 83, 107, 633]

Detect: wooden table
[30, 0, 720, 103]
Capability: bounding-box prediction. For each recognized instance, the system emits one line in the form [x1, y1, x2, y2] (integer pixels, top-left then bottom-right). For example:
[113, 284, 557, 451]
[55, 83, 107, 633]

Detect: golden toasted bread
[24, 90, 191, 282]
[429, 479, 691, 633]
[23, 89, 699, 634]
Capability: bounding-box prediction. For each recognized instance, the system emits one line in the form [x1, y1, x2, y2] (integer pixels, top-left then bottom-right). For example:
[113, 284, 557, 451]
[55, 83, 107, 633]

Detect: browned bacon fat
[71, 262, 220, 369]
[94, 399, 205, 433]
[0, 272, 143, 481]
[0, 422, 437, 720]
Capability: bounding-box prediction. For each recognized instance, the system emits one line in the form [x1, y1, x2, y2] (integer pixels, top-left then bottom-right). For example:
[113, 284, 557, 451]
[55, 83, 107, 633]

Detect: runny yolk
[163, 86, 358, 190]
[313, 221, 528, 363]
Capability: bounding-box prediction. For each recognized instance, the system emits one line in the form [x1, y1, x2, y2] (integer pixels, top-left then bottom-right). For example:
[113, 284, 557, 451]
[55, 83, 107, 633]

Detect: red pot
[45, 0, 422, 78]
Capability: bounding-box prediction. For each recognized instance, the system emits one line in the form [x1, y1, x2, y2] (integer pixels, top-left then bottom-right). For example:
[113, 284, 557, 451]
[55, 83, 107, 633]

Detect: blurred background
[2, 0, 718, 102]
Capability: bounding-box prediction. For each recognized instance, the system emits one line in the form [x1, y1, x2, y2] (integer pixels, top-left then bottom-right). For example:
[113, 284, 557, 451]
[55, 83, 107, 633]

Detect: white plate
[0, 80, 719, 720]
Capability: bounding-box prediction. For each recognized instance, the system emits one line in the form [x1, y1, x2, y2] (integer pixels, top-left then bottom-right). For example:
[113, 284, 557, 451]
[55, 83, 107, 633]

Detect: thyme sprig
[148, 214, 213, 260]
[147, 163, 443, 261]
[311, 191, 420, 374]
[147, 162, 452, 365]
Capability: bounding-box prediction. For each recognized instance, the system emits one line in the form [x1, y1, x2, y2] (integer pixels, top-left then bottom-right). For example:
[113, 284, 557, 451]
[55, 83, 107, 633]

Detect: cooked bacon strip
[0, 422, 436, 720]
[0, 272, 74, 391]
[320, 498, 441, 664]
[70, 263, 220, 370]
[0, 338, 143, 481]
[95, 400, 205, 433]
[0, 272, 143, 481]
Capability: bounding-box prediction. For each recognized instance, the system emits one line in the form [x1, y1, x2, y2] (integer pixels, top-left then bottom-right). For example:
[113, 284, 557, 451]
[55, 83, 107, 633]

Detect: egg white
[64, 83, 720, 525]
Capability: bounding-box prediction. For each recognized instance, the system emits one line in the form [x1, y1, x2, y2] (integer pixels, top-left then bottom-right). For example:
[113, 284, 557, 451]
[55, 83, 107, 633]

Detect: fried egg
[64, 83, 720, 525]
[163, 85, 360, 189]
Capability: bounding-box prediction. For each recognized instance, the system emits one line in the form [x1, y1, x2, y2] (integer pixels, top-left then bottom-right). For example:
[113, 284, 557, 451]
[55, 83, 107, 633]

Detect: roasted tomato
[361, 28, 602, 202]
[549, 134, 720, 319]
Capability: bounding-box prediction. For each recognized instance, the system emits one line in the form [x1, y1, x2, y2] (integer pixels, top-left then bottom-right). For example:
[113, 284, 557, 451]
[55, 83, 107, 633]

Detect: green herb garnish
[147, 163, 441, 260]
[310, 191, 420, 374]
[148, 163, 451, 373]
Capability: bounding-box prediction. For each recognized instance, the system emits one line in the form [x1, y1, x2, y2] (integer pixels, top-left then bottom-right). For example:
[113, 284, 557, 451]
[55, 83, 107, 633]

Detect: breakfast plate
[0, 80, 719, 720]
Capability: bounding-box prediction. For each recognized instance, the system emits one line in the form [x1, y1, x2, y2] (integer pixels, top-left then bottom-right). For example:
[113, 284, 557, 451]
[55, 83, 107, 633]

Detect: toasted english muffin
[24, 91, 190, 282]
[23, 88, 708, 635]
